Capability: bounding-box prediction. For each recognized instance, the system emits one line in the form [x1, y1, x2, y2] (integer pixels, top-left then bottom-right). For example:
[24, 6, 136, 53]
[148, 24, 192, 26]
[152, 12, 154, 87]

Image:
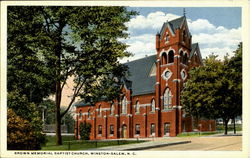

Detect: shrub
[79, 122, 92, 140]
[7, 109, 46, 150]
[7, 91, 46, 150]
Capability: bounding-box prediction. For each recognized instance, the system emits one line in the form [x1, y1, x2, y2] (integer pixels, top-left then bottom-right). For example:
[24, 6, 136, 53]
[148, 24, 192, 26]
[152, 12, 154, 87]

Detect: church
[74, 15, 215, 140]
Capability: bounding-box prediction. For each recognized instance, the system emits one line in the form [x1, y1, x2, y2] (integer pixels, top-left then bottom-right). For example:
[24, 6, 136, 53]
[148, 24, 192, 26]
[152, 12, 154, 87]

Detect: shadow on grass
[42, 136, 146, 150]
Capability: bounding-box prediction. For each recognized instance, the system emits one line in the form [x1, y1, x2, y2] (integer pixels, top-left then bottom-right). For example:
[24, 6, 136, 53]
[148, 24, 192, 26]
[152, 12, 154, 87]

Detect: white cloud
[126, 12, 180, 34]
[122, 11, 241, 62]
[188, 19, 216, 33]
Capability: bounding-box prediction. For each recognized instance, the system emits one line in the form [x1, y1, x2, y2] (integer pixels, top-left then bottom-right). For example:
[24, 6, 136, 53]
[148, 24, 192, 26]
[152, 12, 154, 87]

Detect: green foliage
[7, 7, 55, 104]
[79, 122, 92, 140]
[40, 99, 75, 133]
[181, 43, 242, 134]
[40, 99, 56, 124]
[63, 113, 75, 133]
[7, 95, 46, 150]
[60, 107, 75, 133]
[7, 6, 137, 145]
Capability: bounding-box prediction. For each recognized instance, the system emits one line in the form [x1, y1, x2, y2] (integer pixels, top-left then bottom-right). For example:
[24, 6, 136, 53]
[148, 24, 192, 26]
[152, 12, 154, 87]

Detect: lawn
[42, 135, 145, 150]
[177, 131, 221, 137]
[177, 124, 242, 137]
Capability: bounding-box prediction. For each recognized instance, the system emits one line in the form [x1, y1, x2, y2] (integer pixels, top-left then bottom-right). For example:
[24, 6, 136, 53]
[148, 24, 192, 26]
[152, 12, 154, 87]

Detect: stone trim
[173, 79, 181, 82]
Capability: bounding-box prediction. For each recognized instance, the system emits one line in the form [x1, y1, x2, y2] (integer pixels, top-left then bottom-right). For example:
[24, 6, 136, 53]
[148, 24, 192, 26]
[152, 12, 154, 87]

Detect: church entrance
[121, 125, 127, 138]
[164, 123, 170, 136]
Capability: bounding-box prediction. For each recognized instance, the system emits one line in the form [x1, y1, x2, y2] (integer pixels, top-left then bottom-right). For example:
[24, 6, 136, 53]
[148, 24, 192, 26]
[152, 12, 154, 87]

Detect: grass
[178, 124, 242, 137]
[41, 136, 146, 150]
[177, 131, 221, 137]
[216, 124, 242, 132]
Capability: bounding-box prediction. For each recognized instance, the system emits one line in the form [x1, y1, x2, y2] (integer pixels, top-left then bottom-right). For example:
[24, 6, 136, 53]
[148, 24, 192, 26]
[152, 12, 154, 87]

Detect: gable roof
[190, 43, 198, 58]
[160, 16, 186, 38]
[190, 43, 203, 65]
[124, 55, 156, 96]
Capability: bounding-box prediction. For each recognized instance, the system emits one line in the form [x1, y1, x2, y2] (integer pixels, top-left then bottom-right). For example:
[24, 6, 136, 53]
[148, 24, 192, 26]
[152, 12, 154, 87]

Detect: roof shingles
[125, 55, 156, 96]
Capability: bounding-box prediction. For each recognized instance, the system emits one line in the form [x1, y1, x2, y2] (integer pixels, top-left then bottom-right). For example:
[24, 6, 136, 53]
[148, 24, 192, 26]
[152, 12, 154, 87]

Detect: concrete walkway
[90, 140, 191, 151]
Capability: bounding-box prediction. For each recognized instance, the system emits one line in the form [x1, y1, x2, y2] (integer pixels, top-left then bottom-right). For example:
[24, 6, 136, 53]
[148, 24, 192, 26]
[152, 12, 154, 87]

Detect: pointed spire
[183, 8, 186, 17]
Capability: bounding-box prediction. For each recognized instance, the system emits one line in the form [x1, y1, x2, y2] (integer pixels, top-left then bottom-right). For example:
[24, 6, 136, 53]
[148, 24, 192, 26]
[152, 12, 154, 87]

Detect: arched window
[110, 102, 115, 115]
[163, 88, 172, 110]
[135, 101, 140, 114]
[180, 51, 184, 63]
[161, 53, 167, 65]
[98, 105, 102, 116]
[88, 109, 91, 118]
[122, 96, 127, 114]
[168, 50, 174, 63]
[151, 99, 156, 112]
[183, 53, 188, 65]
[183, 30, 186, 42]
[79, 110, 82, 120]
[195, 54, 199, 63]
[165, 33, 170, 43]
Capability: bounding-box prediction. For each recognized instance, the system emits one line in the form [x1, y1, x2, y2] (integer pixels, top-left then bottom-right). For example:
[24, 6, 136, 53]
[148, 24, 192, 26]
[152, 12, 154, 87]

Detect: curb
[95, 140, 191, 151]
[125, 141, 191, 150]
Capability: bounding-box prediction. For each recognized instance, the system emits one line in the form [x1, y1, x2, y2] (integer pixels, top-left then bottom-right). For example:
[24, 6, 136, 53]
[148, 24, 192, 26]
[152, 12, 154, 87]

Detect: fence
[43, 124, 68, 133]
[64, 139, 145, 150]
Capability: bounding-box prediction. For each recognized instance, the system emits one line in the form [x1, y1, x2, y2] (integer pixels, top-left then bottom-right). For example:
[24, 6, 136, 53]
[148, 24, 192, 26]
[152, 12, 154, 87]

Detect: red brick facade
[75, 16, 215, 140]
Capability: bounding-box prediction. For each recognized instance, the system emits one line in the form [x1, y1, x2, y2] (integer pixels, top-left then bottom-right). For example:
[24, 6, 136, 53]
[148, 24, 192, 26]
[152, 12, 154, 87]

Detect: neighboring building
[74, 16, 215, 140]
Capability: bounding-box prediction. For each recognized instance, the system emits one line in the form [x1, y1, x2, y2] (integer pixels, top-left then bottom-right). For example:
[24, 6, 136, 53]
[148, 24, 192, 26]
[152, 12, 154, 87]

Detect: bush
[7, 109, 46, 150]
[7, 91, 46, 150]
[79, 122, 91, 140]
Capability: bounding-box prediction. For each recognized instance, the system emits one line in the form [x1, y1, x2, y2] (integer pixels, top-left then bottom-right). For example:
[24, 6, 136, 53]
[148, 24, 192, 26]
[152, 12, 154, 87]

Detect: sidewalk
[201, 131, 242, 137]
[90, 140, 191, 151]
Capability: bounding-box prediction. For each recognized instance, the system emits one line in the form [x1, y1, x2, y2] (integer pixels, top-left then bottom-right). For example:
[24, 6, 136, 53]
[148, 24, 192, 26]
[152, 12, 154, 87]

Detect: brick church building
[74, 16, 215, 140]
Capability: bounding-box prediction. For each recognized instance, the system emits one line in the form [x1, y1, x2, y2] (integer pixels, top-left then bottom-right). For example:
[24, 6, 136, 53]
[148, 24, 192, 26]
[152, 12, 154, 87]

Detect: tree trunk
[55, 81, 62, 145]
[54, 23, 63, 145]
[224, 119, 229, 135]
[233, 117, 236, 134]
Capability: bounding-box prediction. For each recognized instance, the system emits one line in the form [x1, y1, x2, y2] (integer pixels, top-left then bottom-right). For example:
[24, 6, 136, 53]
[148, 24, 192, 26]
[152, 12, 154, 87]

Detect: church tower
[155, 16, 193, 136]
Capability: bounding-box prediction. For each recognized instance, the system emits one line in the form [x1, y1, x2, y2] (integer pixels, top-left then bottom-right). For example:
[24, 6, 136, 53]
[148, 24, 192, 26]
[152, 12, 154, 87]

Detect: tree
[224, 42, 242, 133]
[63, 112, 75, 133]
[7, 7, 55, 104]
[40, 99, 56, 125]
[7, 91, 46, 150]
[181, 44, 242, 135]
[8, 6, 137, 145]
[79, 122, 92, 140]
[7, 7, 54, 149]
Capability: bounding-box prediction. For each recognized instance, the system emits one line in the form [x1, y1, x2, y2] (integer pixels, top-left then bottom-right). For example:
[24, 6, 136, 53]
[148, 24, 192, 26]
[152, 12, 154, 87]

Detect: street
[147, 134, 242, 151]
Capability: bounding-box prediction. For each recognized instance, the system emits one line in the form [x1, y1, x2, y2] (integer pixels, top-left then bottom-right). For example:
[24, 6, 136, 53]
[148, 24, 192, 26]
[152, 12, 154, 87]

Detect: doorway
[122, 125, 127, 138]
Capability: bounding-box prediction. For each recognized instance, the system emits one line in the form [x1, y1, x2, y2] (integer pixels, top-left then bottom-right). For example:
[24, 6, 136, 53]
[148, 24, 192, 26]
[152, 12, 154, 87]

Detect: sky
[120, 7, 241, 63]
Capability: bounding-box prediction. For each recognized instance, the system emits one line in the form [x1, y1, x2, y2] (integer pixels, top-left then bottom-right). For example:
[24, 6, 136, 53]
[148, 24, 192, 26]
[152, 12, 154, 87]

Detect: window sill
[162, 109, 172, 112]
